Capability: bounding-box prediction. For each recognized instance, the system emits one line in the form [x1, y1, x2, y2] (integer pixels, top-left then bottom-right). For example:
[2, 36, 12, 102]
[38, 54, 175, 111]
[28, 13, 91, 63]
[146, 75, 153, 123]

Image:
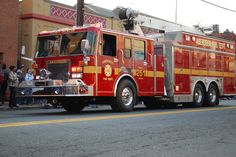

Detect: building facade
[19, 0, 122, 68]
[0, 0, 19, 67]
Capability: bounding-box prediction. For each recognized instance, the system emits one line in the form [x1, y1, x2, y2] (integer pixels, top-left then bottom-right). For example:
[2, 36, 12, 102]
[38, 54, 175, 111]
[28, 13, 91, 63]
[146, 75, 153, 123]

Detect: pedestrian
[25, 68, 34, 81]
[16, 64, 25, 83]
[0, 64, 9, 105]
[24, 68, 34, 105]
[16, 64, 25, 105]
[0, 68, 3, 106]
[8, 65, 19, 108]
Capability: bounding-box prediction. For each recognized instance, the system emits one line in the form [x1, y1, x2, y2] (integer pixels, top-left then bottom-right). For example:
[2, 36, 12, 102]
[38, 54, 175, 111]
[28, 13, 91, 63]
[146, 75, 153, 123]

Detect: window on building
[134, 40, 145, 60]
[124, 38, 132, 58]
[102, 34, 116, 56]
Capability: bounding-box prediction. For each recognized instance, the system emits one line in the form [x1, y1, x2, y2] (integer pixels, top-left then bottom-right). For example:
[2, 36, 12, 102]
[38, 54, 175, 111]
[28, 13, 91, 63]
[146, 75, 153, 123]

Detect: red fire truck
[17, 25, 236, 112]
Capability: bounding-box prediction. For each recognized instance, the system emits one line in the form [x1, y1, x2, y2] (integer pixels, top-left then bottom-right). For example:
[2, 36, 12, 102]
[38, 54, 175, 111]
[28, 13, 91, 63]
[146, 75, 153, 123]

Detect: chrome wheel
[192, 83, 205, 107]
[121, 87, 133, 106]
[195, 89, 203, 104]
[209, 90, 216, 103]
[111, 80, 137, 112]
[206, 84, 219, 106]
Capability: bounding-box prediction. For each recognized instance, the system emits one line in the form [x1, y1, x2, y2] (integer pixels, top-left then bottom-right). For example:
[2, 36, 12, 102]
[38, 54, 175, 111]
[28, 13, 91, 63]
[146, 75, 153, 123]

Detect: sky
[52, 0, 236, 33]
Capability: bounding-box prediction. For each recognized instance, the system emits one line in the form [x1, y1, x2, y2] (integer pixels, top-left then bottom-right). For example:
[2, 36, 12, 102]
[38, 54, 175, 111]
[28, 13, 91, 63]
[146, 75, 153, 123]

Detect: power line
[201, 0, 236, 13]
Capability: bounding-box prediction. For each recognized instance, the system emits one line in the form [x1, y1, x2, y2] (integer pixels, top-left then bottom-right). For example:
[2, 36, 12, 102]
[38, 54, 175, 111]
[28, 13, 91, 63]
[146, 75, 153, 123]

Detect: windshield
[36, 31, 96, 57]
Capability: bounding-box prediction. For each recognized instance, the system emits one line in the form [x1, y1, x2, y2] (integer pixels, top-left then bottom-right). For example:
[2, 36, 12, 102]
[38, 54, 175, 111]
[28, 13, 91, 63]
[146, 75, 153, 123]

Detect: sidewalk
[0, 102, 44, 111]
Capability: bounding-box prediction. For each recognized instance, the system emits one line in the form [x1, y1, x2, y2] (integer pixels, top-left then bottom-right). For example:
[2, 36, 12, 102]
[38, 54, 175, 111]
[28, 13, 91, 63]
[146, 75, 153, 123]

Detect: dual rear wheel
[143, 83, 220, 109]
[192, 83, 219, 107]
[206, 84, 219, 106]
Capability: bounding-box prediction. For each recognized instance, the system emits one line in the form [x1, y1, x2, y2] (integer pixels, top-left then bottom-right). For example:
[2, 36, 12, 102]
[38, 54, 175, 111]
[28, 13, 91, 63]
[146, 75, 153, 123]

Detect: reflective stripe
[174, 68, 235, 78]
[84, 66, 234, 78]
[191, 69, 208, 76]
[84, 66, 102, 74]
[174, 68, 191, 75]
[223, 72, 235, 78]
[114, 68, 121, 75]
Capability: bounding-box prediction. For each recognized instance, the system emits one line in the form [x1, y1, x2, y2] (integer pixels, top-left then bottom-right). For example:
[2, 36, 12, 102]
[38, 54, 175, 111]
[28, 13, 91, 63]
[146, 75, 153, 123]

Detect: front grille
[47, 62, 69, 82]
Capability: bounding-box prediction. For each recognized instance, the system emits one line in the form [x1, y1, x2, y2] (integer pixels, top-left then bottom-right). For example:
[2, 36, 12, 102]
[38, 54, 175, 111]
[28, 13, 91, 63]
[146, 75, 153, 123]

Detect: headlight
[54, 88, 62, 95]
[21, 90, 25, 95]
[71, 73, 82, 79]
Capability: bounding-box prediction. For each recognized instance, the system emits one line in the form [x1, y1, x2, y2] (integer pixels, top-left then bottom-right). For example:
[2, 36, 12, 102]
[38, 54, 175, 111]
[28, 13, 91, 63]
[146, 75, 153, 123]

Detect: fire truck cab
[17, 25, 236, 112]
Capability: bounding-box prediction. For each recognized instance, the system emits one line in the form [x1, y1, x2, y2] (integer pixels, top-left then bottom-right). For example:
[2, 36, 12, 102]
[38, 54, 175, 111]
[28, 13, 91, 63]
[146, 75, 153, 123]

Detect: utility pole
[77, 0, 84, 26]
[175, 0, 178, 23]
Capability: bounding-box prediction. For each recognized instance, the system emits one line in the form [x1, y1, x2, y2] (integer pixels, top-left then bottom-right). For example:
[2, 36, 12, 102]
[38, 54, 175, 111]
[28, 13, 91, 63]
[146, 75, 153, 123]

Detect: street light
[175, 0, 178, 23]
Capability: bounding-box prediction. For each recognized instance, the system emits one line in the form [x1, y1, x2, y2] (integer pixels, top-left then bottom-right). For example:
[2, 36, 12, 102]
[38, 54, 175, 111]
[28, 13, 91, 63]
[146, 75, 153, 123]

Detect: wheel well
[114, 75, 137, 96]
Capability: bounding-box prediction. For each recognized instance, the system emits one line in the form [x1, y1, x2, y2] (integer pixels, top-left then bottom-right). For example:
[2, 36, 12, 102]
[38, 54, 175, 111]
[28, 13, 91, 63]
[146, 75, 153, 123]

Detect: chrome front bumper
[16, 79, 93, 97]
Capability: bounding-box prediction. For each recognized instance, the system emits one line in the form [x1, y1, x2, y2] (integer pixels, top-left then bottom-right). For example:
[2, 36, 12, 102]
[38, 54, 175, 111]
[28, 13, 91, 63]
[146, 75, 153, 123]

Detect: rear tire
[192, 83, 205, 107]
[62, 98, 87, 113]
[205, 84, 219, 106]
[111, 80, 137, 112]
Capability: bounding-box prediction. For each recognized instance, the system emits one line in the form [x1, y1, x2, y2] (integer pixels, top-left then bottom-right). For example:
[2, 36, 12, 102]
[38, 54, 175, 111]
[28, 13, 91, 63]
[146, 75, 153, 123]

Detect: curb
[0, 104, 43, 111]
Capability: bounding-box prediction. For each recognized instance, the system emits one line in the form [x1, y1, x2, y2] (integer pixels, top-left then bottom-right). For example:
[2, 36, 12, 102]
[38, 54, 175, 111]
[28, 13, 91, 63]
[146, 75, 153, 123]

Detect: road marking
[1, 106, 236, 128]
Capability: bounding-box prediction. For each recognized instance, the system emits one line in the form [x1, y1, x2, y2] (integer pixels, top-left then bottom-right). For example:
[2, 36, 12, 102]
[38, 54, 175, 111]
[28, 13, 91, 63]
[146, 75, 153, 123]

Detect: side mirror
[21, 45, 25, 56]
[81, 39, 90, 55]
[20, 45, 35, 63]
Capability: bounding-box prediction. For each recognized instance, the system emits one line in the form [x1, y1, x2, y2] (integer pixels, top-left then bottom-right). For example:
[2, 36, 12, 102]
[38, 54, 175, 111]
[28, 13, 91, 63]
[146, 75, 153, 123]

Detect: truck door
[117, 37, 133, 73]
[154, 45, 164, 95]
[97, 33, 119, 96]
[133, 39, 150, 95]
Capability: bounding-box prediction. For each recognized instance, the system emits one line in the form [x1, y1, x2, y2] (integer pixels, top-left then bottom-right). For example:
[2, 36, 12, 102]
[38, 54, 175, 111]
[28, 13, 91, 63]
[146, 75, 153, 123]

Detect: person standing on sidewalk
[16, 64, 25, 105]
[0, 69, 3, 106]
[8, 65, 19, 108]
[24, 68, 34, 105]
[0, 64, 9, 105]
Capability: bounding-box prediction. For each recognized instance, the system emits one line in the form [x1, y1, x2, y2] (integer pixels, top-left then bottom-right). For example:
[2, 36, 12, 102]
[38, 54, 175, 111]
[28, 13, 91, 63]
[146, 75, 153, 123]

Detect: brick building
[211, 29, 236, 45]
[0, 0, 19, 67]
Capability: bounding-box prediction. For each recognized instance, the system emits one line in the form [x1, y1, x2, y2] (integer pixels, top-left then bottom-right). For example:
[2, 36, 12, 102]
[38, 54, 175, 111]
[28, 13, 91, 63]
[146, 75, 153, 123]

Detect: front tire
[111, 80, 137, 112]
[205, 84, 219, 106]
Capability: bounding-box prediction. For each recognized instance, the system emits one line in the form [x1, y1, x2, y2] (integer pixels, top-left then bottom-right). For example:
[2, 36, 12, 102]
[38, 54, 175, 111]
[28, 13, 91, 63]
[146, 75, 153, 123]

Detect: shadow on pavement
[21, 103, 234, 117]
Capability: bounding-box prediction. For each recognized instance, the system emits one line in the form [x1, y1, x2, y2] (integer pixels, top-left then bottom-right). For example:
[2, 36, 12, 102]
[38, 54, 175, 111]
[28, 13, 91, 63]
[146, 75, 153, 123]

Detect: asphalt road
[0, 100, 236, 157]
